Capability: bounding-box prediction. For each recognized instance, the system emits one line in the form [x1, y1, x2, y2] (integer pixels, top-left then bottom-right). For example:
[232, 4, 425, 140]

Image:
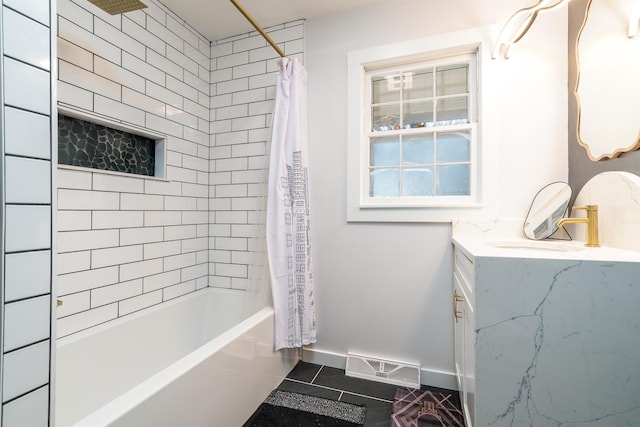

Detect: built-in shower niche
[57, 111, 166, 178]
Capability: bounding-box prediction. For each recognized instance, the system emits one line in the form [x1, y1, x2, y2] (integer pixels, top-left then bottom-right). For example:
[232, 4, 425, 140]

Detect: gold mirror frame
[575, 0, 640, 161]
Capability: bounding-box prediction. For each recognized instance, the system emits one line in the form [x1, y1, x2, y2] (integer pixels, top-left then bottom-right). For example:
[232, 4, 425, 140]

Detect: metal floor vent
[345, 353, 420, 388]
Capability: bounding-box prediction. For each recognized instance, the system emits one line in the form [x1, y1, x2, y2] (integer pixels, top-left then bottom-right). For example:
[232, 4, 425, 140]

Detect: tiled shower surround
[56, 0, 304, 337]
[1, 0, 55, 423]
[58, 114, 156, 176]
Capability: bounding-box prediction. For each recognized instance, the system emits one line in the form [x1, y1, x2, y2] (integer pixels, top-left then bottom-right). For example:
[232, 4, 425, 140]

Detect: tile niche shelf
[57, 107, 166, 179]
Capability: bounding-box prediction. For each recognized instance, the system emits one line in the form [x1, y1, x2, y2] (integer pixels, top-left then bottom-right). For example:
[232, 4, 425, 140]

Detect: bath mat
[390, 387, 465, 427]
[243, 389, 366, 427]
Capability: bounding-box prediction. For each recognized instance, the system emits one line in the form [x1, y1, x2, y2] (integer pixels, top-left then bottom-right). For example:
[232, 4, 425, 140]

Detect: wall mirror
[524, 182, 572, 240]
[575, 0, 640, 160]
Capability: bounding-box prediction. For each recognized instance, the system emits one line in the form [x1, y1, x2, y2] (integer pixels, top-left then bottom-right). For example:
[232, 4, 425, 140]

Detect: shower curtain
[266, 58, 316, 351]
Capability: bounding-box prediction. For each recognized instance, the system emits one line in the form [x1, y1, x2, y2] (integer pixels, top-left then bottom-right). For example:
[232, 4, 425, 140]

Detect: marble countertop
[452, 219, 640, 262]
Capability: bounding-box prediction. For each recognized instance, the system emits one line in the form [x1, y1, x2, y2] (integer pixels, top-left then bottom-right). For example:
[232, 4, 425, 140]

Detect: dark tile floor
[265, 361, 461, 427]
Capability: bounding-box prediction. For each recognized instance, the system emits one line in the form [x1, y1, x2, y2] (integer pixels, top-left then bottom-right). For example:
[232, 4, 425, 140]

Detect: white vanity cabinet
[452, 237, 640, 426]
[453, 247, 475, 427]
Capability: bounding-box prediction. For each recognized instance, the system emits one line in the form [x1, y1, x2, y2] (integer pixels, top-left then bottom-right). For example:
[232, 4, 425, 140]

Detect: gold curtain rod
[229, 0, 288, 59]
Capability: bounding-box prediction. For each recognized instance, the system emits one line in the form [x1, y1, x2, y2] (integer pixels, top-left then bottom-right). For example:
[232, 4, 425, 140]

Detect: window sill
[359, 203, 483, 209]
[347, 203, 484, 223]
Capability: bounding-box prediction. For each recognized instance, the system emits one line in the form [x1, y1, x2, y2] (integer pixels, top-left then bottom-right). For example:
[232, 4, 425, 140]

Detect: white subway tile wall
[1, 0, 54, 423]
[5, 251, 52, 302]
[5, 157, 52, 203]
[2, 340, 51, 402]
[56, 0, 304, 340]
[56, 0, 211, 337]
[2, 0, 304, 423]
[50, 3, 308, 399]
[2, 7, 50, 69]
[209, 20, 303, 292]
[4, 106, 52, 158]
[1, 386, 50, 427]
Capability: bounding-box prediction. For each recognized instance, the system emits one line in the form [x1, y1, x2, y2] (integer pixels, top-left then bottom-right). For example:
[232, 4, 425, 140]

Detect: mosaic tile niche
[58, 114, 155, 176]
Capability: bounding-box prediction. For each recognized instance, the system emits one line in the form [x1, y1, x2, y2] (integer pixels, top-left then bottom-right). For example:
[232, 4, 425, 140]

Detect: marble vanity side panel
[474, 257, 567, 427]
[474, 257, 640, 427]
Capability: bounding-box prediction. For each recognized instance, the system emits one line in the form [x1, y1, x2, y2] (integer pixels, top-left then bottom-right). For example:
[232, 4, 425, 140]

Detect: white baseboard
[419, 367, 458, 391]
[302, 347, 347, 369]
[302, 347, 458, 391]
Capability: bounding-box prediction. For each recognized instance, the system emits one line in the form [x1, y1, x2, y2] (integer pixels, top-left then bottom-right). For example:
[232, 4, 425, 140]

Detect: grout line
[310, 364, 322, 384]
[340, 390, 394, 404]
[283, 378, 394, 404]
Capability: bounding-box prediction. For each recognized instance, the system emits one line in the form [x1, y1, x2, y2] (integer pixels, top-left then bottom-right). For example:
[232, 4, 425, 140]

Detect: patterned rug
[390, 387, 465, 427]
[243, 390, 367, 427]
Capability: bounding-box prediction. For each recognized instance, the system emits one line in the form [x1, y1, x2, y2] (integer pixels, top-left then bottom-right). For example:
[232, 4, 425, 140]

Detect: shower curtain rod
[229, 0, 288, 59]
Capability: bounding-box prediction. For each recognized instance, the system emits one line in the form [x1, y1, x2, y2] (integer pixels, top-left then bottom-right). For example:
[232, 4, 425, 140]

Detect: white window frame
[347, 29, 491, 223]
[363, 54, 478, 208]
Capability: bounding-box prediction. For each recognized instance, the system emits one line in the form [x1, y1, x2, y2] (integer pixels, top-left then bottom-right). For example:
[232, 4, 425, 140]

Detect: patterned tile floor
[259, 361, 461, 427]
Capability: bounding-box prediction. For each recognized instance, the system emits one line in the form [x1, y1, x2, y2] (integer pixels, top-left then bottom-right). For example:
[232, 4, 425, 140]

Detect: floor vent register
[345, 353, 420, 388]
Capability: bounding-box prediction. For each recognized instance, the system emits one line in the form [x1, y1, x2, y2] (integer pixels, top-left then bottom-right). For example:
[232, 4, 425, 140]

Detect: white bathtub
[55, 288, 298, 427]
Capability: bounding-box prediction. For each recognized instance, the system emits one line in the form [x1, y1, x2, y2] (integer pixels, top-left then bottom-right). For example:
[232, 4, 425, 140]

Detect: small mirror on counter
[524, 182, 572, 240]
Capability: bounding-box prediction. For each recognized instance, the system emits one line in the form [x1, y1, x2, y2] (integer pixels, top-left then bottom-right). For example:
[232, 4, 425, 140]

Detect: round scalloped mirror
[524, 182, 572, 240]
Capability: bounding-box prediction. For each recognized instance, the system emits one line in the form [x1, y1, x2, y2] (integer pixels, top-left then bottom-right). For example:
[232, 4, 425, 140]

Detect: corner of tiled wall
[1, 0, 56, 424]
[55, 0, 212, 338]
[1, 0, 304, 421]
[209, 20, 304, 290]
[55, 0, 304, 335]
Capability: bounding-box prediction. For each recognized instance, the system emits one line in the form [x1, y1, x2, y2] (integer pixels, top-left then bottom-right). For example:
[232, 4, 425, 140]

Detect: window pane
[358, 50, 477, 211]
[372, 75, 401, 104]
[404, 69, 433, 100]
[436, 131, 470, 163]
[437, 165, 470, 195]
[403, 101, 433, 128]
[370, 168, 400, 197]
[402, 168, 434, 196]
[403, 134, 434, 165]
[436, 97, 468, 125]
[372, 104, 400, 131]
[371, 137, 400, 166]
[436, 64, 468, 96]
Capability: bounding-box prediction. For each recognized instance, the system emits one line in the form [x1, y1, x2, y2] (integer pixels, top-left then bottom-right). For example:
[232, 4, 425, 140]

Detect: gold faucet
[556, 205, 599, 247]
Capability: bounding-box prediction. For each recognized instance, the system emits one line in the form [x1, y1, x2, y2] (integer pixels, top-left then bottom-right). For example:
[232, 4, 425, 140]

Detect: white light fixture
[493, 0, 569, 59]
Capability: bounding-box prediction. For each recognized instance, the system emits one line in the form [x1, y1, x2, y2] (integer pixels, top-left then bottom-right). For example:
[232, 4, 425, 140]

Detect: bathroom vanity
[452, 221, 640, 427]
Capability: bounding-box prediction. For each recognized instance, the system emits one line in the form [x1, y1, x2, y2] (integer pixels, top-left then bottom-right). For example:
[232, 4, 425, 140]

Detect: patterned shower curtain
[266, 58, 316, 351]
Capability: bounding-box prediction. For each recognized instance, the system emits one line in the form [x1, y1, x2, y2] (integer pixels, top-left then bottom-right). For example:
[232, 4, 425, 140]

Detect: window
[366, 55, 476, 204]
[347, 32, 487, 222]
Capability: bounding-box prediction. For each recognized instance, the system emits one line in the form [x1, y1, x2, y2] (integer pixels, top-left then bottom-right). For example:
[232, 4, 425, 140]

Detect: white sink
[487, 240, 584, 252]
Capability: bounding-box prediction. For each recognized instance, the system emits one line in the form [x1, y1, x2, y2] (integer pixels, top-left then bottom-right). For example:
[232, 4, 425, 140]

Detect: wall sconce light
[629, 0, 640, 37]
[493, 0, 569, 59]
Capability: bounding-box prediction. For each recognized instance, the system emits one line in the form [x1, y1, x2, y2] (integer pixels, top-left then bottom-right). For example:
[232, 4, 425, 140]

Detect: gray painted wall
[304, 0, 569, 388]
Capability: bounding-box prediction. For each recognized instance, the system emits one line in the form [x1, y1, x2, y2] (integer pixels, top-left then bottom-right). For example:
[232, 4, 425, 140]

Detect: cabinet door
[454, 271, 474, 427]
[462, 286, 475, 427]
[453, 273, 465, 391]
